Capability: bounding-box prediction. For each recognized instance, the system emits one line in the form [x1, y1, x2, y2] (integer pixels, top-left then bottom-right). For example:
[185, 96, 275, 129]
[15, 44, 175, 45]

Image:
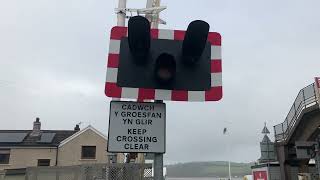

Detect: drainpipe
[55, 147, 59, 166]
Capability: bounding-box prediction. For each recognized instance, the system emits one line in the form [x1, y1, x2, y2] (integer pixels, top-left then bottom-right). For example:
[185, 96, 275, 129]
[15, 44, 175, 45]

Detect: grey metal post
[146, 1, 164, 179]
[154, 98, 164, 180]
[117, 0, 126, 26]
[147, 0, 161, 28]
[154, 153, 164, 180]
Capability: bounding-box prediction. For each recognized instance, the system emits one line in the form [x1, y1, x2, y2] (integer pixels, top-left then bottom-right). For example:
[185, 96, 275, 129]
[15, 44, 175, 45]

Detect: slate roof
[262, 126, 270, 134]
[0, 130, 77, 147]
[261, 134, 271, 143]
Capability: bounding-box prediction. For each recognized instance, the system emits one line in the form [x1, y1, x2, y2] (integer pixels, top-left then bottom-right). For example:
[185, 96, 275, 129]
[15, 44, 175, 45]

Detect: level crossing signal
[105, 16, 222, 102]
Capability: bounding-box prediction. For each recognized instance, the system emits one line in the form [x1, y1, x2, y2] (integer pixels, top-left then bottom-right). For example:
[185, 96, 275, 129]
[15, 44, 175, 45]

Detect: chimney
[74, 124, 80, 131]
[30, 117, 41, 137]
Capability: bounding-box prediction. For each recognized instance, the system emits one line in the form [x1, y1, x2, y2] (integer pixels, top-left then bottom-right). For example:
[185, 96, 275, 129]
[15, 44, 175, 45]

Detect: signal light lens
[154, 53, 176, 84]
[128, 16, 151, 64]
[182, 20, 210, 65]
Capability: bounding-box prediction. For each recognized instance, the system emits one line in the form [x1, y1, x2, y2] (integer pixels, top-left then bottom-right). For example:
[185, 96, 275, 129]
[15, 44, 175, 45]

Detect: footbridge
[274, 83, 320, 179]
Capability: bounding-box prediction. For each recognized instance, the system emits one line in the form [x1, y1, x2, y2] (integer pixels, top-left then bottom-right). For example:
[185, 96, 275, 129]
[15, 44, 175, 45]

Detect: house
[0, 118, 119, 170]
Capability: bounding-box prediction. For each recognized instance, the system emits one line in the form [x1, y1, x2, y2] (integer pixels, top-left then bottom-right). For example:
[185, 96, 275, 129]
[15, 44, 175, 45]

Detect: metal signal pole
[146, 1, 164, 179]
[117, 0, 126, 26]
[115, 0, 164, 179]
[115, 0, 127, 165]
[146, 0, 161, 28]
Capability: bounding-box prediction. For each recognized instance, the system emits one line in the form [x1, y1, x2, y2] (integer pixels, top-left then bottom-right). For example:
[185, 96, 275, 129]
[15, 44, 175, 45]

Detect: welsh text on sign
[107, 101, 165, 153]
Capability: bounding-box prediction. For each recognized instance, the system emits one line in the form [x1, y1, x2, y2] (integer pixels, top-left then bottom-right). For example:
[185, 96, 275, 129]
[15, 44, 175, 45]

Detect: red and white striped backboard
[105, 26, 222, 102]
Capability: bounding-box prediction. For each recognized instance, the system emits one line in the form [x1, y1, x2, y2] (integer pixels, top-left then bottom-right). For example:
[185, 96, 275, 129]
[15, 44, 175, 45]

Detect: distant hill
[166, 161, 253, 178]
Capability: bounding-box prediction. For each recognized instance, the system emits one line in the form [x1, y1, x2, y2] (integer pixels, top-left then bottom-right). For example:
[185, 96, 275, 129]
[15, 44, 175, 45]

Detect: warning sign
[253, 171, 268, 180]
[107, 101, 165, 153]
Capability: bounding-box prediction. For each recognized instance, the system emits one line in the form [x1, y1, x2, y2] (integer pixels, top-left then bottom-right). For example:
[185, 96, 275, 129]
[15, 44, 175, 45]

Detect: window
[0, 149, 10, 164]
[37, 159, 50, 166]
[81, 146, 96, 159]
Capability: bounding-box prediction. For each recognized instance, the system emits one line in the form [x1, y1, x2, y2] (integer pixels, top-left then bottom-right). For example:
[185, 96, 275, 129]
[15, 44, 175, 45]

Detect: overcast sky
[1, 0, 320, 164]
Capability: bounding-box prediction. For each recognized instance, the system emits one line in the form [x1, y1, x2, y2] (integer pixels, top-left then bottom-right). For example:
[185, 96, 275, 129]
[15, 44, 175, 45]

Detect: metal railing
[274, 83, 318, 142]
[25, 163, 153, 180]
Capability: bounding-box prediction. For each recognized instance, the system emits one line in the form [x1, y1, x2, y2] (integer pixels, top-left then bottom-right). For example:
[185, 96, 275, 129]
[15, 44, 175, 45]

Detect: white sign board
[107, 101, 165, 153]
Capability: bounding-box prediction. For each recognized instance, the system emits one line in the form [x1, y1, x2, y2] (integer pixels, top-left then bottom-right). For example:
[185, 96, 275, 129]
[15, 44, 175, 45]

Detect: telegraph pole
[224, 127, 232, 180]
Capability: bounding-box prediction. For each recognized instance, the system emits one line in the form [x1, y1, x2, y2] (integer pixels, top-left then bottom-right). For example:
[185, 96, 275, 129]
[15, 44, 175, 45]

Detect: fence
[0, 169, 25, 180]
[274, 83, 318, 142]
[25, 163, 153, 180]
